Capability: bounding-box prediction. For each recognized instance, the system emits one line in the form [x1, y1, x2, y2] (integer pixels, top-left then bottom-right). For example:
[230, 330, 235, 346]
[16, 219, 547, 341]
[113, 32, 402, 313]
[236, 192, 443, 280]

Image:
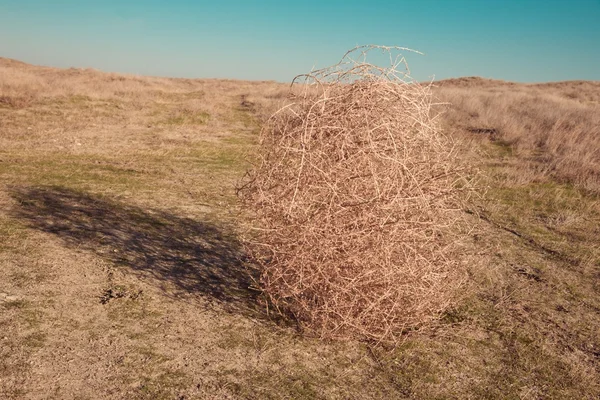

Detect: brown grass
[435, 78, 600, 193]
[1, 56, 599, 399]
[239, 46, 477, 345]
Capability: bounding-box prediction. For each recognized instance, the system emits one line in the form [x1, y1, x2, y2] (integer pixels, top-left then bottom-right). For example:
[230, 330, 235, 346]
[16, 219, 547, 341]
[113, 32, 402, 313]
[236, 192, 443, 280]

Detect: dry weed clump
[239, 46, 475, 345]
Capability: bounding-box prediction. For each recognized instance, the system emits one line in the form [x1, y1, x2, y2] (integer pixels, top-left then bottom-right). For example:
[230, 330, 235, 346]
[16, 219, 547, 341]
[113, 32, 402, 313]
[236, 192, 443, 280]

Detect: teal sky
[1, 0, 599, 82]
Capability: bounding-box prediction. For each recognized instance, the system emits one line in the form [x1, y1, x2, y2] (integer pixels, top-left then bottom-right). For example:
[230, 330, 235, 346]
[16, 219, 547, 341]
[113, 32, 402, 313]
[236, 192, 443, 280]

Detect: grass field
[1, 58, 599, 399]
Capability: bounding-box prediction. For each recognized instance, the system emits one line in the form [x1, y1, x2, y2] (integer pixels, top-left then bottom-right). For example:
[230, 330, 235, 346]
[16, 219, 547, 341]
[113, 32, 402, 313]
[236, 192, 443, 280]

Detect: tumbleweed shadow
[11, 186, 262, 315]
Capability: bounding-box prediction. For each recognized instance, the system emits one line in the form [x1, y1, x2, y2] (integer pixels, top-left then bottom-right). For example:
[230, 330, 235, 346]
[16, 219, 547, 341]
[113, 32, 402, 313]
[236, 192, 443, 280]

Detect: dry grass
[1, 57, 599, 399]
[0, 57, 284, 216]
[435, 77, 600, 193]
[239, 46, 477, 345]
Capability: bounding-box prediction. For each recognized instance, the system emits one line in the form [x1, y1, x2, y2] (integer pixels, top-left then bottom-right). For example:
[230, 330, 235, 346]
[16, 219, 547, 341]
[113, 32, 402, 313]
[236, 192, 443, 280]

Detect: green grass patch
[481, 165, 600, 266]
[133, 370, 190, 400]
[228, 106, 261, 133]
[1, 154, 154, 193]
[161, 109, 210, 125]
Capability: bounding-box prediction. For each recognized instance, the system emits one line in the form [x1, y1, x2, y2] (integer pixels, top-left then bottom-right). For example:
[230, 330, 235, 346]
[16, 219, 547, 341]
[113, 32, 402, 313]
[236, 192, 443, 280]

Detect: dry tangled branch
[239, 45, 476, 345]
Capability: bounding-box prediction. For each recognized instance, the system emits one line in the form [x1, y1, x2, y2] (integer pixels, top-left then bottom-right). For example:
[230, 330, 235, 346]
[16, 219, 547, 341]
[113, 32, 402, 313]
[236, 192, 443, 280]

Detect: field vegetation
[1, 57, 599, 399]
[436, 77, 600, 193]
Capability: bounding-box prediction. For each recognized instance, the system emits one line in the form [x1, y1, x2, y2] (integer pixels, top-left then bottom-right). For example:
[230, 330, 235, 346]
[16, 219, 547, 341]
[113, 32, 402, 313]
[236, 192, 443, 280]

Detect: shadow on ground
[10, 186, 263, 316]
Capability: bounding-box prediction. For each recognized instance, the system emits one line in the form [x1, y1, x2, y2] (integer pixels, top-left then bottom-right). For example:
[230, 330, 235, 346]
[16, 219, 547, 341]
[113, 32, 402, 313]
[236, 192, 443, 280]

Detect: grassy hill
[1, 58, 599, 399]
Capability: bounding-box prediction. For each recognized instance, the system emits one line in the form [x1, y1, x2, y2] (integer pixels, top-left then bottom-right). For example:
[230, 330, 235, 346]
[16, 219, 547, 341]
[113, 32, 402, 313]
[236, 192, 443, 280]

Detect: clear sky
[0, 0, 599, 82]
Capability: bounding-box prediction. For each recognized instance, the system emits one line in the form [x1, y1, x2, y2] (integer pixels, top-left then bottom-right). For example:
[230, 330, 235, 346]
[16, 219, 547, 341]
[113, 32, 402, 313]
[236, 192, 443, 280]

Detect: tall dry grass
[435, 78, 600, 193]
[239, 46, 476, 345]
[0, 57, 286, 119]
